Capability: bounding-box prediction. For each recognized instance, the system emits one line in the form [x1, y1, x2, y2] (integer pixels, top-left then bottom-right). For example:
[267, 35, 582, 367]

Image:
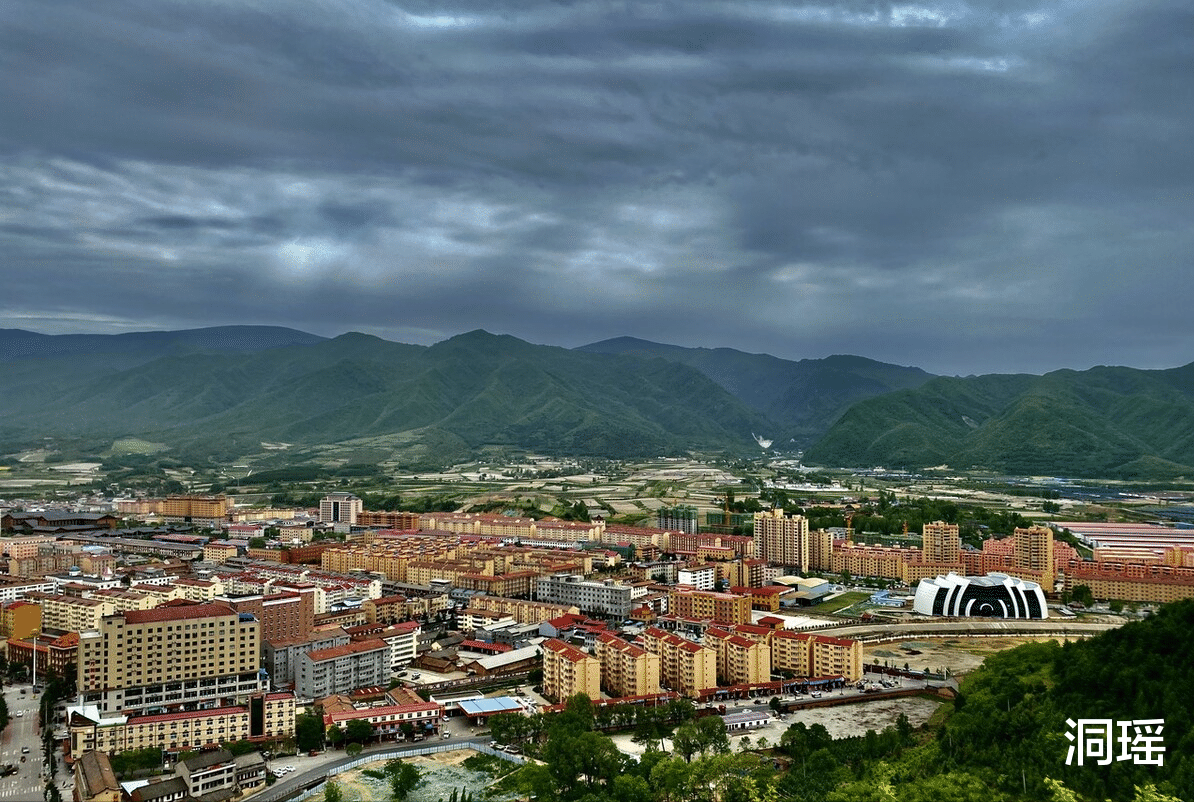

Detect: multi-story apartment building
[76, 602, 262, 717]
[0, 575, 56, 603]
[704, 628, 770, 686]
[541, 637, 601, 702]
[752, 509, 810, 570]
[770, 630, 863, 681]
[204, 541, 239, 563]
[464, 595, 580, 625]
[667, 589, 752, 625]
[69, 692, 295, 755]
[658, 505, 700, 535]
[595, 633, 661, 698]
[217, 590, 316, 645]
[263, 628, 350, 689]
[377, 620, 421, 669]
[1063, 560, 1194, 603]
[0, 600, 41, 649]
[321, 687, 443, 740]
[0, 535, 58, 560]
[922, 521, 961, 563]
[601, 524, 671, 554]
[832, 542, 920, 582]
[1014, 525, 1055, 588]
[296, 638, 389, 699]
[162, 495, 229, 527]
[33, 593, 111, 634]
[677, 565, 717, 591]
[362, 594, 412, 626]
[456, 571, 537, 598]
[356, 511, 421, 529]
[807, 528, 834, 573]
[640, 627, 717, 698]
[536, 575, 634, 618]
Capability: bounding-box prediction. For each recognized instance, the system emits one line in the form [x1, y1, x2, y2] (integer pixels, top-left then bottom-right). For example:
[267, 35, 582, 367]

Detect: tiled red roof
[127, 706, 246, 726]
[461, 639, 512, 652]
[123, 602, 235, 624]
[307, 639, 388, 662]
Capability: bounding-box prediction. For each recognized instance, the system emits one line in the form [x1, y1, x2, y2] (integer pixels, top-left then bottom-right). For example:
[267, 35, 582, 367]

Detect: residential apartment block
[69, 692, 295, 755]
[752, 509, 810, 569]
[595, 632, 661, 698]
[541, 637, 601, 702]
[769, 630, 863, 681]
[704, 627, 770, 686]
[162, 495, 229, 527]
[640, 627, 717, 698]
[262, 628, 350, 689]
[536, 574, 634, 618]
[667, 588, 752, 625]
[296, 638, 389, 699]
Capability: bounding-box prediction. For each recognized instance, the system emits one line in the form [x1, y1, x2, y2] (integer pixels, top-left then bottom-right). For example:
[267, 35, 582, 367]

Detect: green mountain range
[0, 328, 772, 464]
[579, 336, 934, 447]
[5, 326, 1193, 477]
[804, 364, 1194, 478]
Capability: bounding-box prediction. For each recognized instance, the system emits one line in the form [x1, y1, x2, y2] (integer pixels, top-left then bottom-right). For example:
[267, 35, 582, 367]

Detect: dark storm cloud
[1, 0, 1192, 375]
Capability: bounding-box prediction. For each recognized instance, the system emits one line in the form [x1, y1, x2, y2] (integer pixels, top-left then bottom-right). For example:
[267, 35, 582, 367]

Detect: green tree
[296, 712, 325, 751]
[346, 742, 363, 757]
[345, 718, 373, 744]
[326, 724, 344, 747]
[388, 761, 423, 801]
[324, 779, 343, 802]
[249, 536, 267, 549]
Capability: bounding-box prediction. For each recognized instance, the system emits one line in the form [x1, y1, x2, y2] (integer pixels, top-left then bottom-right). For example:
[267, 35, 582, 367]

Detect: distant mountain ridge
[0, 328, 771, 464]
[804, 363, 1194, 477]
[578, 336, 935, 447]
[5, 325, 1192, 477]
[0, 325, 325, 361]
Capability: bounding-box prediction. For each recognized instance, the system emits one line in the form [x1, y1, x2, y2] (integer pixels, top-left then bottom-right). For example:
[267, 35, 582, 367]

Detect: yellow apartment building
[542, 637, 601, 702]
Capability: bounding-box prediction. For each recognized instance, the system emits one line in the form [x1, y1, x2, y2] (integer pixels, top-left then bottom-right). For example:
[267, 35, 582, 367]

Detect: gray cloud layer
[2, 0, 1191, 375]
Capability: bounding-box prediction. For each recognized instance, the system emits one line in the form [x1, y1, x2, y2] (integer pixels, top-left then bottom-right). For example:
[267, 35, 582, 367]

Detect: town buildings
[536, 574, 634, 618]
[752, 509, 810, 570]
[541, 637, 601, 702]
[76, 602, 262, 717]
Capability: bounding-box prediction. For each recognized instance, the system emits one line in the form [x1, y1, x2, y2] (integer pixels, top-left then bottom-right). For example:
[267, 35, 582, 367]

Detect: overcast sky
[2, 1, 1191, 376]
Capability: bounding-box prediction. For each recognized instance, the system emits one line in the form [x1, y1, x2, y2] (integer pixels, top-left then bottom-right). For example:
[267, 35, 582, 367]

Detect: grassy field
[813, 591, 872, 614]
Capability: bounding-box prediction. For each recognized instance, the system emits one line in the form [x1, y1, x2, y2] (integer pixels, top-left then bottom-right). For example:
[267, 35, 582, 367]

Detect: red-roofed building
[322, 692, 443, 741]
[640, 627, 717, 698]
[770, 630, 862, 681]
[542, 638, 601, 702]
[595, 632, 661, 698]
[297, 638, 389, 699]
[77, 603, 261, 717]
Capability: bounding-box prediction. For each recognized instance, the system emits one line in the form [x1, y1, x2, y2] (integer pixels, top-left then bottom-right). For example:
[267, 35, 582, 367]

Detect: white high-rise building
[320, 493, 362, 530]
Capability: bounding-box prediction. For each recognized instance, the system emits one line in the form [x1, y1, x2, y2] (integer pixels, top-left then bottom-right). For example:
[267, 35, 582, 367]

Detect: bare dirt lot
[866, 634, 1066, 677]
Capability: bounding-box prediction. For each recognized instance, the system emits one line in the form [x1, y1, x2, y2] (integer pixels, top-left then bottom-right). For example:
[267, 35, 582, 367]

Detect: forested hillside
[482, 602, 1194, 802]
[806, 364, 1194, 478]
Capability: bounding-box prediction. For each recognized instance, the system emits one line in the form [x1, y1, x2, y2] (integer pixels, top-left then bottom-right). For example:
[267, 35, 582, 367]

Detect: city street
[0, 683, 46, 800]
